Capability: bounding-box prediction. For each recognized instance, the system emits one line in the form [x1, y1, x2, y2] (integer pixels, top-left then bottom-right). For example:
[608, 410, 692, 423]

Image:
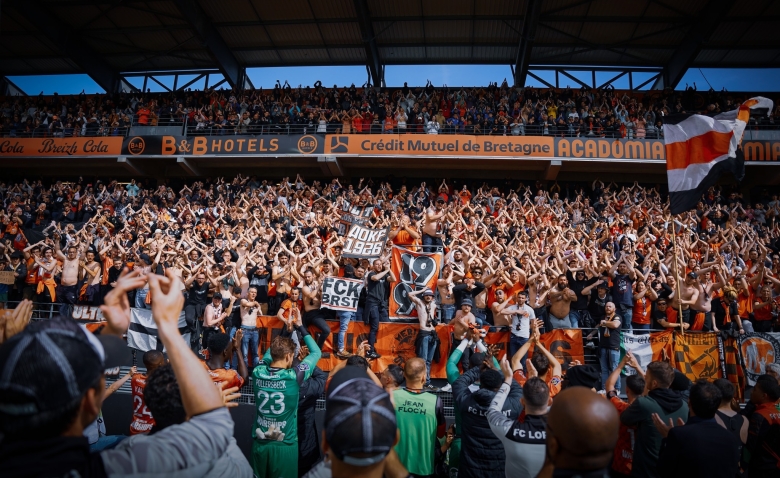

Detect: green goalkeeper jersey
[252, 333, 320, 445]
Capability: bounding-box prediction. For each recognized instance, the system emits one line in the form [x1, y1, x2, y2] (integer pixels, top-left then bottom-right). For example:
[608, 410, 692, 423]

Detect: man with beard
[547, 274, 578, 329]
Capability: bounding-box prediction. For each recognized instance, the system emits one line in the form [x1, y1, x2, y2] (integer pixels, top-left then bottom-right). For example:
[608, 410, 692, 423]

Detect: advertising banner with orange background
[0, 137, 123, 157]
[325, 133, 554, 157]
[389, 246, 442, 321]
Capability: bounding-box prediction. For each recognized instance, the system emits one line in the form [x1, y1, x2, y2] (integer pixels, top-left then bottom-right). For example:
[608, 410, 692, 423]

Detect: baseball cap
[461, 298, 473, 307]
[0, 317, 131, 418]
[325, 367, 397, 466]
[212, 292, 223, 300]
[422, 288, 434, 297]
[138, 253, 152, 265]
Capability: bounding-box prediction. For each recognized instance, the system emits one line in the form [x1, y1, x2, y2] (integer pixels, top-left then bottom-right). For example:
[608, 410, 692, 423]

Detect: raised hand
[0, 299, 33, 345]
[100, 268, 147, 336]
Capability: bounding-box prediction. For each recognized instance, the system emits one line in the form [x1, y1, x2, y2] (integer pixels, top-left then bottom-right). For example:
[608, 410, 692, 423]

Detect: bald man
[537, 387, 619, 478]
[393, 358, 446, 477]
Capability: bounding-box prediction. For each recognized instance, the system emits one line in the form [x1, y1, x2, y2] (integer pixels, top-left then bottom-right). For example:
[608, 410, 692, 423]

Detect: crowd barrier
[20, 302, 754, 400]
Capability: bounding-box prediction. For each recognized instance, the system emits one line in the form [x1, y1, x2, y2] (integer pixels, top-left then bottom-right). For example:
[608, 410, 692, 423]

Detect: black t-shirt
[588, 291, 613, 321]
[566, 270, 596, 310]
[186, 281, 210, 305]
[366, 271, 391, 304]
[712, 298, 739, 329]
[598, 314, 622, 349]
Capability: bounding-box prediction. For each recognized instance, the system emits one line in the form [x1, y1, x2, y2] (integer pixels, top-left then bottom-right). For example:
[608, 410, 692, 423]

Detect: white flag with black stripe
[127, 308, 190, 352]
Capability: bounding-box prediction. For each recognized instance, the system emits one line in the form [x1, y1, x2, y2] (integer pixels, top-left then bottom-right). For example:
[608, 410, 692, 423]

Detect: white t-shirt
[508, 304, 535, 338]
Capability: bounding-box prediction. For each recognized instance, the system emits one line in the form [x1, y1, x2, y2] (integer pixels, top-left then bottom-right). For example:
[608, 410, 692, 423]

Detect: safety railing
[0, 126, 132, 139]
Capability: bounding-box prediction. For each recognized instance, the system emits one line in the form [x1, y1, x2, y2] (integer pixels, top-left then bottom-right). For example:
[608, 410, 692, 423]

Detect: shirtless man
[81, 250, 103, 305]
[54, 243, 83, 309]
[437, 263, 457, 322]
[450, 298, 478, 371]
[422, 196, 446, 253]
[548, 274, 578, 329]
[670, 272, 699, 327]
[471, 268, 491, 324]
[301, 269, 331, 357]
[270, 253, 294, 315]
[691, 267, 725, 332]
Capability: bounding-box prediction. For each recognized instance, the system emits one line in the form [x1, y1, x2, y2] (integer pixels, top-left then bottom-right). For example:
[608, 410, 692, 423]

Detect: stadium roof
[2, 0, 779, 92]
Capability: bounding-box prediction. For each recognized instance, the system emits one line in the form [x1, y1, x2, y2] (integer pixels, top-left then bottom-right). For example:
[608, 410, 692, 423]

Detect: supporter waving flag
[663, 97, 772, 215]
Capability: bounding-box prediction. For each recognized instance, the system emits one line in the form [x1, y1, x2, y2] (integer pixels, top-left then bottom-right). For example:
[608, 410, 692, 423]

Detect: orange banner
[389, 246, 442, 320]
[325, 134, 554, 157]
[251, 316, 591, 379]
[0, 137, 123, 157]
[527, 329, 585, 371]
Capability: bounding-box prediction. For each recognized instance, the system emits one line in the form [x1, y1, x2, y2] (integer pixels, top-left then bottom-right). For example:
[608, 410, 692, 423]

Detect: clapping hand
[0, 299, 33, 345]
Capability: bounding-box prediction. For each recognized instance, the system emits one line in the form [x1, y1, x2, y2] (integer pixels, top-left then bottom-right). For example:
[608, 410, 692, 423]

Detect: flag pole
[670, 215, 684, 336]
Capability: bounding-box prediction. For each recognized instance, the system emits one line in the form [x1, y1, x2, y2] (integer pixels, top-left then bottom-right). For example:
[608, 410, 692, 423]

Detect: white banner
[341, 224, 388, 259]
[127, 308, 190, 353]
[71, 305, 105, 322]
[321, 277, 364, 312]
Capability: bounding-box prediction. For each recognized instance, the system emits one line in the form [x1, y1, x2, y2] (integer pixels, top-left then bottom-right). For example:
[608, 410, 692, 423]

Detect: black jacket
[452, 282, 485, 309]
[657, 417, 741, 478]
[297, 367, 327, 477]
[453, 366, 523, 478]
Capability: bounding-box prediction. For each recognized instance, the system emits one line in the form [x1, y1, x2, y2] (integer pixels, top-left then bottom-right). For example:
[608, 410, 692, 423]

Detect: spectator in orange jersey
[605, 351, 646, 478]
[129, 350, 166, 435]
[201, 331, 248, 390]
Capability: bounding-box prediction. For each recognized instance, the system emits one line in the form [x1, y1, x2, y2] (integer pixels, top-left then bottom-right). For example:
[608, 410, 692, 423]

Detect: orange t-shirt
[280, 299, 304, 320]
[632, 297, 651, 325]
[392, 229, 416, 247]
[610, 396, 634, 475]
[129, 374, 155, 435]
[199, 360, 244, 390]
[737, 288, 754, 317]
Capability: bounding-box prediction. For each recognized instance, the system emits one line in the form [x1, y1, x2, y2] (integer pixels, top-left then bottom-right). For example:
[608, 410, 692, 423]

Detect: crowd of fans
[1, 171, 780, 477]
[2, 81, 779, 138]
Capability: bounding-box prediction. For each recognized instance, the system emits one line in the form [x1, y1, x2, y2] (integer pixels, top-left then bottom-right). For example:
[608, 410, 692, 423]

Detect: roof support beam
[545, 160, 562, 181]
[1, 76, 28, 96]
[514, 0, 542, 87]
[171, 0, 246, 89]
[318, 156, 345, 177]
[177, 158, 202, 177]
[11, 0, 123, 92]
[353, 0, 384, 87]
[652, 0, 737, 90]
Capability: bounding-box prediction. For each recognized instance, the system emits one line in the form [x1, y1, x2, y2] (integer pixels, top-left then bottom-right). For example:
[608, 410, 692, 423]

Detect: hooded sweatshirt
[620, 387, 689, 478]
[452, 366, 523, 478]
